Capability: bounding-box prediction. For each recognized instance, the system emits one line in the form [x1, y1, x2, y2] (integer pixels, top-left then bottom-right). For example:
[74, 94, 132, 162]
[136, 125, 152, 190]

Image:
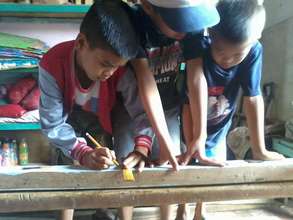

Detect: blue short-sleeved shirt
[129, 5, 202, 110]
[192, 37, 263, 150]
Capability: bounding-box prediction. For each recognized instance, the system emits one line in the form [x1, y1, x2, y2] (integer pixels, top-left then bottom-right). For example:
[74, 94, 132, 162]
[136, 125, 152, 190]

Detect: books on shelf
[0, 58, 39, 71]
[0, 32, 48, 71]
[0, 33, 48, 129]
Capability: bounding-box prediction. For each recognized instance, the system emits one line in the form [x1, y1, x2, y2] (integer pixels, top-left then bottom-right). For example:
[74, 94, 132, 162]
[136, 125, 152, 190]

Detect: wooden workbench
[0, 159, 292, 212]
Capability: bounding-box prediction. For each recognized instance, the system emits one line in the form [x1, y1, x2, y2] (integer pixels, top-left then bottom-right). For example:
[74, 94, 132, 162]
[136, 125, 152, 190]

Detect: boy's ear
[140, 0, 156, 16]
[75, 33, 88, 51]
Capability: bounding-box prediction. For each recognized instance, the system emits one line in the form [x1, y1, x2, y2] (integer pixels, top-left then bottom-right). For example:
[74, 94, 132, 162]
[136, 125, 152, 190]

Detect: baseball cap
[147, 0, 220, 33]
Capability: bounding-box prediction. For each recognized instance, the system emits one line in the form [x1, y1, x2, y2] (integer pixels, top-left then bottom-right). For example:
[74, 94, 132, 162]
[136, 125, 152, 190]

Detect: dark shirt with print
[130, 5, 202, 110]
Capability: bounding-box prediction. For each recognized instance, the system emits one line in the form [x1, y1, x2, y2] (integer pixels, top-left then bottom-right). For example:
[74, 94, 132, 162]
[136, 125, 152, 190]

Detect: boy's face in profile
[153, 13, 186, 40]
[140, 0, 186, 40]
[210, 34, 255, 69]
[75, 33, 127, 81]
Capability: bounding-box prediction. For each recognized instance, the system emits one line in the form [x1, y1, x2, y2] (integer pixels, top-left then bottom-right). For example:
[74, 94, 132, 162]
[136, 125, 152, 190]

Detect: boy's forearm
[187, 59, 208, 147]
[182, 104, 193, 146]
[131, 59, 172, 143]
[182, 104, 206, 153]
[131, 59, 179, 169]
[243, 95, 266, 155]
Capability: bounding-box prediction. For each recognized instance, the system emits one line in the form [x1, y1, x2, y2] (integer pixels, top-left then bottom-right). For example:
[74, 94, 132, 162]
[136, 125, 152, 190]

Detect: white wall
[261, 1, 293, 121]
[264, 0, 293, 29]
[0, 18, 80, 47]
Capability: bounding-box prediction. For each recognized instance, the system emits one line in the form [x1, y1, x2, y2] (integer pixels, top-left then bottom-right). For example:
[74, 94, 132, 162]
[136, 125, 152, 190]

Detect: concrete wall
[262, 1, 293, 121]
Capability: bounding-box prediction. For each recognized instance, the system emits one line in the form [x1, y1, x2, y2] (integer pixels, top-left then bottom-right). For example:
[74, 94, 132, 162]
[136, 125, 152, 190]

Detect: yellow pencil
[85, 132, 120, 166]
[85, 132, 135, 181]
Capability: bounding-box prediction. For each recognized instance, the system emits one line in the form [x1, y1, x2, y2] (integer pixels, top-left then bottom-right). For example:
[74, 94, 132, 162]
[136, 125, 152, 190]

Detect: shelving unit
[0, 4, 76, 131]
[0, 3, 90, 18]
[0, 67, 39, 131]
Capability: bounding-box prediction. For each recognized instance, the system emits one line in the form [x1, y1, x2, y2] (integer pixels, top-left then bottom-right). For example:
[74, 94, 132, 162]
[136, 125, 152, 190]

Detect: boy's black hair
[80, 0, 139, 59]
[211, 0, 265, 43]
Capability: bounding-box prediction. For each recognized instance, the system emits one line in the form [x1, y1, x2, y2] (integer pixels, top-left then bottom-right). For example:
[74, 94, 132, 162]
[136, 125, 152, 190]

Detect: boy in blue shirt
[180, 0, 285, 219]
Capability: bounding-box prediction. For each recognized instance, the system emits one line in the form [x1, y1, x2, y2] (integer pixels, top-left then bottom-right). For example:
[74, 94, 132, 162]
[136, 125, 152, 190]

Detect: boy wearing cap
[112, 0, 221, 219]
[120, 0, 221, 171]
[181, 0, 284, 219]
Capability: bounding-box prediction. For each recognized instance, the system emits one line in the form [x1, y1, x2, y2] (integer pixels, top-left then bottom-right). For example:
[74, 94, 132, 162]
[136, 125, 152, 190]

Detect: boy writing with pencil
[180, 0, 285, 219]
[39, 0, 141, 172]
[39, 1, 148, 219]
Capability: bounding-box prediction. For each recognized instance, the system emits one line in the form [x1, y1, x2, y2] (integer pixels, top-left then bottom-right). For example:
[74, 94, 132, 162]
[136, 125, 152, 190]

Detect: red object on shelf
[21, 86, 40, 110]
[0, 104, 26, 118]
[8, 78, 37, 104]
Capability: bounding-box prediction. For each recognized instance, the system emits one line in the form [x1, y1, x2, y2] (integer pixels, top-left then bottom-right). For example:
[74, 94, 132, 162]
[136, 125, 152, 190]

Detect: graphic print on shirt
[147, 41, 183, 79]
[146, 41, 183, 109]
[208, 86, 232, 125]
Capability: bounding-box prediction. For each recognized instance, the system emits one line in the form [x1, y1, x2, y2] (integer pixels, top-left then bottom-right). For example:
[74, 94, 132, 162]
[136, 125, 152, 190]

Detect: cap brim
[153, 4, 220, 33]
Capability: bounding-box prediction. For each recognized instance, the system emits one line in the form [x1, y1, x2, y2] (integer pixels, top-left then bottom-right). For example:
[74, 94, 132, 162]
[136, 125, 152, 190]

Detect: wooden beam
[0, 182, 292, 212]
[0, 159, 292, 191]
[0, 159, 292, 213]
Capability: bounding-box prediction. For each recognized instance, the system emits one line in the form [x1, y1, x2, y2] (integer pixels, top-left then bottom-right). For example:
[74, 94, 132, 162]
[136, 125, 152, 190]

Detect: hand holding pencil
[86, 133, 119, 166]
[79, 133, 117, 170]
[86, 132, 135, 181]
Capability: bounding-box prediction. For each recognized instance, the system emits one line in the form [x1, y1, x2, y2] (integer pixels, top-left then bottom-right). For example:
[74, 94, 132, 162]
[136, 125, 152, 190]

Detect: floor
[202, 199, 293, 220]
[0, 199, 292, 220]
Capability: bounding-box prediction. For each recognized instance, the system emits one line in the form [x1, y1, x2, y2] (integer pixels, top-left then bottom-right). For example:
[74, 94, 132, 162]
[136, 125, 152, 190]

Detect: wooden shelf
[0, 3, 90, 18]
[0, 122, 41, 131]
[0, 4, 82, 131]
[0, 69, 40, 131]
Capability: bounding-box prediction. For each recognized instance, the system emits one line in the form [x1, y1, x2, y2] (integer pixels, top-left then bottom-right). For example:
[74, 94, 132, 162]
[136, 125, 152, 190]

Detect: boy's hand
[81, 147, 116, 170]
[178, 150, 225, 167]
[177, 139, 224, 167]
[157, 136, 179, 171]
[253, 149, 285, 161]
[123, 147, 151, 173]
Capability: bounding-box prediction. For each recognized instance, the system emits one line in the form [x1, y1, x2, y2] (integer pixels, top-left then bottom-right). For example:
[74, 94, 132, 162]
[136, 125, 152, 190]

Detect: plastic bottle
[10, 139, 18, 165]
[1, 138, 11, 166]
[18, 138, 29, 165]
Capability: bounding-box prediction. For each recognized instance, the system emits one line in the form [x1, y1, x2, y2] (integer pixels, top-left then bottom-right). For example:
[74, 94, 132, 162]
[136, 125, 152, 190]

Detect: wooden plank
[0, 159, 293, 191]
[0, 182, 292, 213]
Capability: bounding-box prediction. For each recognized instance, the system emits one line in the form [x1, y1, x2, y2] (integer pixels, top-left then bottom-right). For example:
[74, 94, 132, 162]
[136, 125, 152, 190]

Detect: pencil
[85, 132, 120, 166]
[85, 132, 135, 181]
